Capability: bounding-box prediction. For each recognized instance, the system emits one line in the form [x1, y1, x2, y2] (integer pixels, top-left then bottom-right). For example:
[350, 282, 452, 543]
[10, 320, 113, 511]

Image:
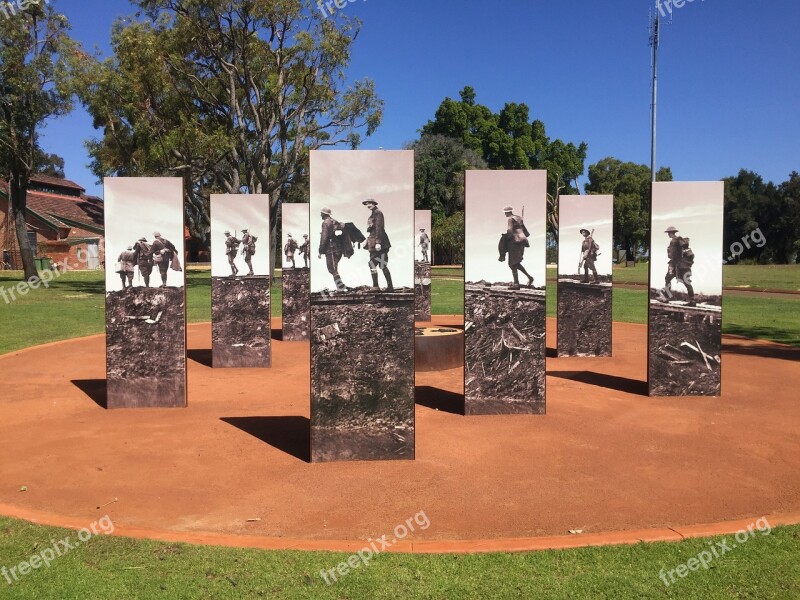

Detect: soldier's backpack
[248, 235, 258, 255]
[680, 237, 695, 266]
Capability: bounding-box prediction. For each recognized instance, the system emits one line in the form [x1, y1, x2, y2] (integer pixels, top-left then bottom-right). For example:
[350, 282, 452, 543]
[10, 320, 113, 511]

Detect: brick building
[0, 175, 105, 270]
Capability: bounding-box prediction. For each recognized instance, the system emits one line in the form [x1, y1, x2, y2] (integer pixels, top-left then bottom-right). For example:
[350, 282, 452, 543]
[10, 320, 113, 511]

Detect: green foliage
[431, 210, 465, 266]
[584, 157, 673, 260]
[420, 86, 588, 240]
[723, 170, 800, 264]
[73, 0, 383, 250]
[0, 2, 78, 278]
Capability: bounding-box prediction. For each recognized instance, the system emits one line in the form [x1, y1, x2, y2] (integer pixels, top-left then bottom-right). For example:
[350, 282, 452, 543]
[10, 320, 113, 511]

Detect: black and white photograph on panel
[649, 181, 724, 397]
[309, 150, 415, 462]
[414, 209, 432, 321]
[464, 170, 547, 415]
[557, 194, 614, 357]
[282, 203, 310, 342]
[210, 194, 271, 368]
[104, 177, 186, 409]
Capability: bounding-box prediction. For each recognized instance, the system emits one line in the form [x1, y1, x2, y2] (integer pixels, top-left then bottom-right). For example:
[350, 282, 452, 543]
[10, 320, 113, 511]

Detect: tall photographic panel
[210, 195, 271, 368]
[282, 203, 310, 341]
[557, 195, 614, 357]
[414, 209, 432, 321]
[104, 177, 186, 408]
[464, 170, 547, 415]
[648, 182, 724, 397]
[309, 150, 415, 462]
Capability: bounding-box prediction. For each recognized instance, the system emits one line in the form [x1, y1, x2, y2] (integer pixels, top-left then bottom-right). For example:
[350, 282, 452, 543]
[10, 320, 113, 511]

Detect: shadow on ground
[547, 371, 648, 396]
[71, 379, 107, 409]
[722, 337, 800, 360]
[187, 349, 213, 367]
[415, 385, 465, 415]
[220, 416, 310, 462]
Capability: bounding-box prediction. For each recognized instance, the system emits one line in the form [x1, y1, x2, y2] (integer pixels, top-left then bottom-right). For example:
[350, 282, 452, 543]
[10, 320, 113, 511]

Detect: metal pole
[650, 4, 660, 182]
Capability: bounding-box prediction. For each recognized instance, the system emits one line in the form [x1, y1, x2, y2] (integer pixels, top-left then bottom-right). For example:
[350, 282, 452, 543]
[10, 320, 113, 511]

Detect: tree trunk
[9, 175, 37, 280]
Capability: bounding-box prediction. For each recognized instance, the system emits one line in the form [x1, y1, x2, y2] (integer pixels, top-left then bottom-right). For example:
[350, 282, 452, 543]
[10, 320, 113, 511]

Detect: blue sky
[38, 0, 800, 198]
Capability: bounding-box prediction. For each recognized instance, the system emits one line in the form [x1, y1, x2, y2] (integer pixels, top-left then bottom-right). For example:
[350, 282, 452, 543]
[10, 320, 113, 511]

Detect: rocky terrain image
[211, 276, 271, 368]
[106, 286, 186, 408]
[282, 268, 310, 341]
[310, 289, 415, 462]
[464, 283, 546, 415]
[648, 294, 722, 396]
[557, 277, 613, 357]
[414, 261, 432, 322]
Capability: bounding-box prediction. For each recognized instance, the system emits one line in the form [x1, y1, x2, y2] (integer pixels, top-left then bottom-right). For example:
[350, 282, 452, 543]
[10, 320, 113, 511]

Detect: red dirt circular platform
[1, 317, 799, 553]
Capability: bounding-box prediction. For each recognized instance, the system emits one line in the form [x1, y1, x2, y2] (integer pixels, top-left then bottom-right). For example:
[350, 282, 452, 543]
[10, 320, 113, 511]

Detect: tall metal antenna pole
[649, 4, 660, 182]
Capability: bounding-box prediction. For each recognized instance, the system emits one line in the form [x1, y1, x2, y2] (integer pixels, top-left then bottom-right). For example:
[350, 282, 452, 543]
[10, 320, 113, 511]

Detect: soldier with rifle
[318, 207, 348, 292]
[284, 233, 298, 269]
[298, 234, 310, 268]
[578, 228, 600, 284]
[499, 205, 534, 289]
[656, 226, 696, 307]
[241, 228, 257, 276]
[150, 231, 179, 287]
[224, 230, 241, 277]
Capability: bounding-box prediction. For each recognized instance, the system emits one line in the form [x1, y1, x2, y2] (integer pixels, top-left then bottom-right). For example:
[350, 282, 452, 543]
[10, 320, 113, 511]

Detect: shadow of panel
[71, 379, 107, 409]
[415, 385, 465, 415]
[547, 371, 648, 396]
[187, 349, 213, 368]
[546, 346, 557, 358]
[220, 416, 310, 463]
[722, 339, 800, 362]
[271, 328, 283, 342]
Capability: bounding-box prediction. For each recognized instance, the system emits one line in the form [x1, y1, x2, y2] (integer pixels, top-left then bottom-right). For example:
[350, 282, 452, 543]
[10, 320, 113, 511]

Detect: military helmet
[241, 228, 248, 233]
[580, 228, 590, 235]
[320, 207, 332, 216]
[224, 230, 230, 235]
[362, 198, 378, 206]
[138, 237, 147, 242]
[303, 234, 308, 238]
[664, 226, 679, 234]
[153, 231, 162, 238]
[502, 205, 514, 213]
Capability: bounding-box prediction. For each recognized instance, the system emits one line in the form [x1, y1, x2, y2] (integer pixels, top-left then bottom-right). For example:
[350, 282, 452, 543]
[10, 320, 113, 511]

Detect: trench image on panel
[464, 170, 547, 415]
[557, 195, 613, 357]
[414, 209, 432, 321]
[104, 178, 186, 408]
[210, 195, 271, 368]
[282, 203, 310, 341]
[309, 150, 415, 462]
[648, 182, 724, 397]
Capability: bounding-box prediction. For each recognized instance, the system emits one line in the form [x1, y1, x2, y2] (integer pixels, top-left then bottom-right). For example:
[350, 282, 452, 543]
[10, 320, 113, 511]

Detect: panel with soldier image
[310, 150, 415, 462]
[210, 195, 271, 368]
[414, 209, 432, 321]
[104, 177, 186, 408]
[557, 195, 613, 357]
[464, 170, 547, 415]
[282, 203, 310, 341]
[648, 181, 724, 397]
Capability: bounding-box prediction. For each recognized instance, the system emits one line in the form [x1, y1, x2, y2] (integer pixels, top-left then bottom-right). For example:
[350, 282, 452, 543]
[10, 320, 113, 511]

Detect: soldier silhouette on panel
[418, 228, 430, 263]
[150, 232, 179, 287]
[364, 199, 394, 292]
[298, 234, 310, 268]
[318, 207, 347, 291]
[579, 228, 600, 284]
[241, 228, 257, 276]
[224, 230, 241, 277]
[284, 233, 298, 269]
[132, 237, 153, 287]
[498, 205, 534, 289]
[656, 226, 696, 306]
[117, 246, 136, 289]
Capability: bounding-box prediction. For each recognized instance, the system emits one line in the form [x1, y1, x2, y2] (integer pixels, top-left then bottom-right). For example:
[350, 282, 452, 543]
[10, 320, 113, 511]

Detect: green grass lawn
[1, 516, 798, 599]
[1, 269, 798, 354]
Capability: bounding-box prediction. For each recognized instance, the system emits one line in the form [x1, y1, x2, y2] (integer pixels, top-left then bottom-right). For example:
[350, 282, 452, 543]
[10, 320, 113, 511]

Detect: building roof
[29, 174, 85, 192]
[0, 180, 104, 236]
